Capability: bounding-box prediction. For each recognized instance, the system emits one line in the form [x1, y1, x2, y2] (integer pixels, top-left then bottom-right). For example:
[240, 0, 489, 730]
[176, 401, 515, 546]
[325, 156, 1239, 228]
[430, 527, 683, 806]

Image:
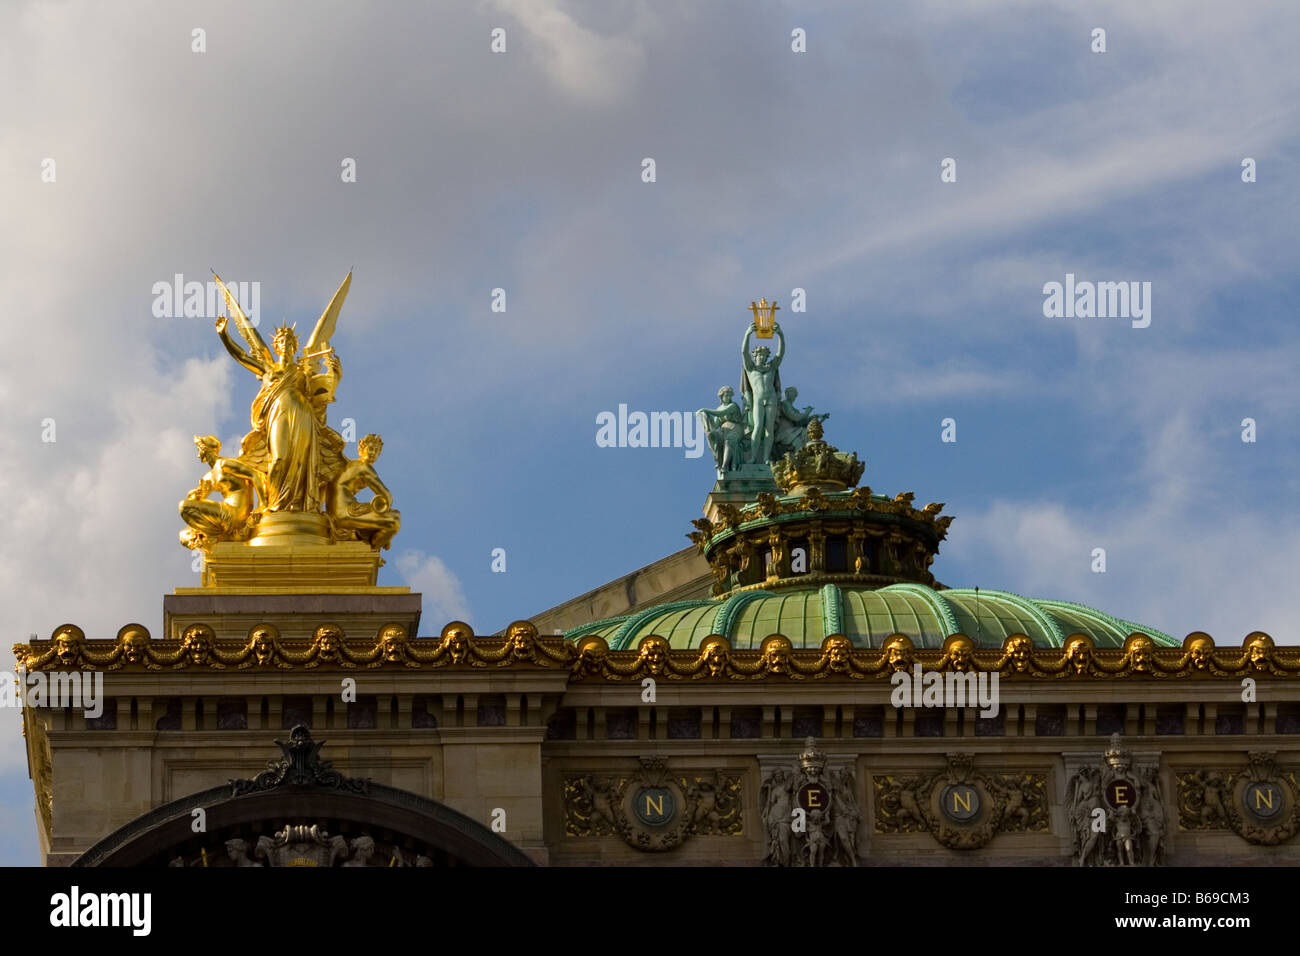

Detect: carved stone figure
[1137, 765, 1166, 866]
[341, 835, 376, 866]
[1067, 766, 1105, 866]
[806, 809, 830, 867]
[761, 739, 861, 866]
[761, 768, 794, 866]
[1112, 805, 1138, 866]
[225, 838, 262, 867]
[829, 768, 861, 866]
[1067, 735, 1167, 866]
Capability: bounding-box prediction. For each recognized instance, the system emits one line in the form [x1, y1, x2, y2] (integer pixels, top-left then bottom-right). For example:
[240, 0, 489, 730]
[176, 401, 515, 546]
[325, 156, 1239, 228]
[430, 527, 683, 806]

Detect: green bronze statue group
[697, 322, 829, 479]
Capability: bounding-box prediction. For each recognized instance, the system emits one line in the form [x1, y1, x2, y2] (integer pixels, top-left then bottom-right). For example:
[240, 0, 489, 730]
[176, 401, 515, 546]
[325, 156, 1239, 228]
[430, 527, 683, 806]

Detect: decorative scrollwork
[229, 725, 369, 796]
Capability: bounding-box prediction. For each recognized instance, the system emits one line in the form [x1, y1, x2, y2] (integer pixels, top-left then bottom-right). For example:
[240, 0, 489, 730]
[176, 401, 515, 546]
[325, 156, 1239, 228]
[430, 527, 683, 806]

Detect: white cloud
[485, 0, 650, 105]
[394, 549, 473, 627]
[947, 497, 1299, 645]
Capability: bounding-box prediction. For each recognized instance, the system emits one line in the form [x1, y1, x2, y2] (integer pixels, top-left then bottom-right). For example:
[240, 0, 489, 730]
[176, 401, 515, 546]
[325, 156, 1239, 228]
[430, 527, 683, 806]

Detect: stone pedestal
[703, 464, 779, 523]
[164, 589, 421, 642]
[202, 540, 383, 588]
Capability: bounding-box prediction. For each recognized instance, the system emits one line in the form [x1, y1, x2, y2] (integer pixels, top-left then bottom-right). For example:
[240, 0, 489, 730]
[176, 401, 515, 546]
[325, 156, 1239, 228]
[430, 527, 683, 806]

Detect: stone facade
[21, 615, 1300, 866]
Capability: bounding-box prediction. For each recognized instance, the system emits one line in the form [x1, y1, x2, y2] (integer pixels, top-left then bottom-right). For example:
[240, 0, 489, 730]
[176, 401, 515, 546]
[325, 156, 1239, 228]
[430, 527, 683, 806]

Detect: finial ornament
[179, 272, 401, 554]
[770, 420, 864, 494]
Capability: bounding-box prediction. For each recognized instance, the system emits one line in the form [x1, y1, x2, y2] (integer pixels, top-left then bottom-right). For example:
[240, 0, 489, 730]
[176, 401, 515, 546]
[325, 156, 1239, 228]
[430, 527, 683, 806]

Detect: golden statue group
[179, 273, 401, 553]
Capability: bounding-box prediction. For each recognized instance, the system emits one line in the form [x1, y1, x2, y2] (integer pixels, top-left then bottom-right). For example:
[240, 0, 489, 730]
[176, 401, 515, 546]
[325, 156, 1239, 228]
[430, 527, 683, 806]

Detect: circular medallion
[632, 787, 676, 827]
[1242, 782, 1286, 821]
[939, 784, 981, 822]
[1105, 779, 1136, 808]
[797, 783, 830, 813]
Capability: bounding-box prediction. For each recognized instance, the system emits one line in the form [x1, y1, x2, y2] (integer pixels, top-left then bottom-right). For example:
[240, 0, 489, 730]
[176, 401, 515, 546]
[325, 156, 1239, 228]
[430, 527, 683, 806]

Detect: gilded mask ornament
[824, 635, 852, 672]
[698, 637, 730, 677]
[575, 636, 608, 675]
[1127, 636, 1155, 673]
[379, 624, 408, 663]
[884, 636, 914, 673]
[181, 625, 214, 665]
[441, 623, 472, 664]
[759, 635, 794, 676]
[1248, 634, 1275, 669]
[946, 637, 976, 672]
[53, 628, 83, 667]
[637, 636, 670, 675]
[1186, 637, 1213, 671]
[118, 626, 150, 665]
[1066, 638, 1094, 675]
[505, 621, 538, 661]
[1005, 635, 1032, 673]
[313, 625, 344, 661]
[250, 625, 278, 665]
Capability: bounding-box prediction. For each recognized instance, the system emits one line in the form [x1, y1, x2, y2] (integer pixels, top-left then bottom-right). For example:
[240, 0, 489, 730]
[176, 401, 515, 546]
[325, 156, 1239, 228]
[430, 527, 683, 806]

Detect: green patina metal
[883, 583, 962, 638]
[819, 583, 843, 637]
[711, 589, 777, 640]
[1034, 598, 1176, 647]
[565, 582, 1176, 652]
[940, 588, 1068, 648]
[608, 600, 711, 650]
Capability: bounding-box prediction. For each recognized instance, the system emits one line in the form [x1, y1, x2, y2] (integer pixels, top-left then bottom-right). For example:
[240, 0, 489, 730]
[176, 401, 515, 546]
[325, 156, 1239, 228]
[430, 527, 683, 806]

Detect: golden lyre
[749, 298, 779, 339]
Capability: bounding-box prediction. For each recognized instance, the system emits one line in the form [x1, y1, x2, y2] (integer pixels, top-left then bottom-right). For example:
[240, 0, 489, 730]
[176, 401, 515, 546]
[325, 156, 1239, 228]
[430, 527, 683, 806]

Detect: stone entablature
[18, 623, 1300, 867]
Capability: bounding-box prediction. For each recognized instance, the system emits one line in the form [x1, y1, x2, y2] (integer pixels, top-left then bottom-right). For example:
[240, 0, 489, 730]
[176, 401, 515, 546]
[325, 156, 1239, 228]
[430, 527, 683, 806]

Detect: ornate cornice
[14, 627, 1287, 683]
[689, 486, 952, 550]
[14, 620, 574, 673]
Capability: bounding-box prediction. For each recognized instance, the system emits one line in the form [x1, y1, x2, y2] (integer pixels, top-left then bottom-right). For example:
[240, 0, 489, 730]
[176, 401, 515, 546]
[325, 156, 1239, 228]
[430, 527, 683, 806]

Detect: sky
[1, 0, 1297, 865]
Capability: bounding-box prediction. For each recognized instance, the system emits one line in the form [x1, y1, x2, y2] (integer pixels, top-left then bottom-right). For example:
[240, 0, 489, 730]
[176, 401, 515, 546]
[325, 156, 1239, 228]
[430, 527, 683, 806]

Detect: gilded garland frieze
[14, 625, 1294, 682]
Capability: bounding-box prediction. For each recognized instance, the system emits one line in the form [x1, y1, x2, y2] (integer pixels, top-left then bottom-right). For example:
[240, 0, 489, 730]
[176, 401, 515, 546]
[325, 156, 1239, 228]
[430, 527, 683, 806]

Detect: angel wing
[212, 272, 271, 366]
[304, 271, 352, 357]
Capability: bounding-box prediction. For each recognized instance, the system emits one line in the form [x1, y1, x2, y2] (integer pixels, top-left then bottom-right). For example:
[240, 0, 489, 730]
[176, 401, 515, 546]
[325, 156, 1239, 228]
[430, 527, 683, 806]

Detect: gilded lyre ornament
[179, 272, 401, 552]
[749, 297, 779, 338]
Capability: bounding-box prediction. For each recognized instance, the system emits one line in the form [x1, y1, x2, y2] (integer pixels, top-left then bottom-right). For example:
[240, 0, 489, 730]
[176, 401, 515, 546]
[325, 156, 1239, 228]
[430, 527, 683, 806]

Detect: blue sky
[1, 0, 1297, 865]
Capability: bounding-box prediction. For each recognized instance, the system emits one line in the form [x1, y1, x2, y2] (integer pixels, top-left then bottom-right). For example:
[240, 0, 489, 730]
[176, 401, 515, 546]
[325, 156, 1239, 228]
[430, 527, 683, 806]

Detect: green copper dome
[564, 583, 1177, 651]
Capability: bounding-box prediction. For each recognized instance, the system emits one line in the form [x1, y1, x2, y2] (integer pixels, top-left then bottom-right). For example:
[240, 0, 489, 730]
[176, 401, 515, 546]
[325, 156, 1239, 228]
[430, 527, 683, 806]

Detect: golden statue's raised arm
[212, 272, 272, 374]
[216, 316, 267, 375]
